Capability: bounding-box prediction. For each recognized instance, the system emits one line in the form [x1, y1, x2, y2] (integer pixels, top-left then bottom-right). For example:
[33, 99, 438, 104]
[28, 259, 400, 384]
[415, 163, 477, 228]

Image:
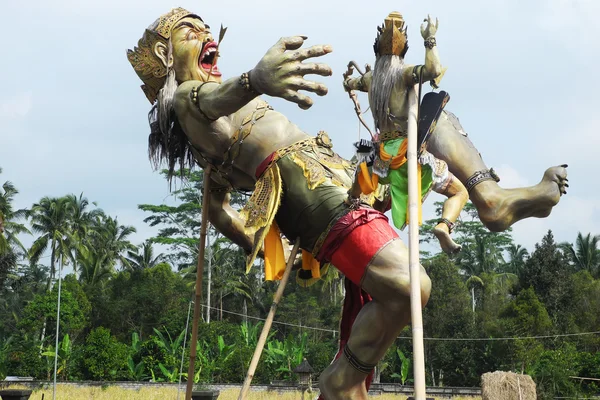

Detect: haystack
[481, 371, 536, 400]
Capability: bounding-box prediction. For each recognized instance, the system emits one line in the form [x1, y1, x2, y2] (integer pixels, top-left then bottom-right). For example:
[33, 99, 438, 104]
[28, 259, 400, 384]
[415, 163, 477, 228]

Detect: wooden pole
[238, 237, 302, 400]
[51, 260, 63, 400]
[407, 84, 427, 399]
[185, 165, 213, 400]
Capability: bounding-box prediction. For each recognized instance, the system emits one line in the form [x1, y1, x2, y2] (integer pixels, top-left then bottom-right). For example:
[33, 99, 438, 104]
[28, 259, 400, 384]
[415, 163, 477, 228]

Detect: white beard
[370, 54, 405, 132]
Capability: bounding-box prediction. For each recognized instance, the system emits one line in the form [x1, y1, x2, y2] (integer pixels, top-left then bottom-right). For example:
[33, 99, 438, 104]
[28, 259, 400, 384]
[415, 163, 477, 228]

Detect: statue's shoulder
[174, 81, 220, 122]
[173, 81, 195, 114]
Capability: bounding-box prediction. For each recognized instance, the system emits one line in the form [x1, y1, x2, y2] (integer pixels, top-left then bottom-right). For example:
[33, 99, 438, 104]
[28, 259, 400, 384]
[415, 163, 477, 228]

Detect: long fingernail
[301, 35, 308, 40]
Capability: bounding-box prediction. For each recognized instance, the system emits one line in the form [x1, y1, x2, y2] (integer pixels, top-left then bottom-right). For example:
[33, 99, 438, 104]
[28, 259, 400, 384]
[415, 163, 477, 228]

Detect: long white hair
[369, 54, 405, 132]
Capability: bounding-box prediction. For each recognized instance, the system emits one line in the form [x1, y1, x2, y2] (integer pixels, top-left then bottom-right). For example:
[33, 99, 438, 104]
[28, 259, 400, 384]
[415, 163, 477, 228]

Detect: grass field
[3, 385, 482, 400]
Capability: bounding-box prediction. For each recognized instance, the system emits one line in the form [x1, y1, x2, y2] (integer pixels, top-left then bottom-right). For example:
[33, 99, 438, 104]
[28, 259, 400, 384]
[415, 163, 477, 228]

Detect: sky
[1, 0, 599, 260]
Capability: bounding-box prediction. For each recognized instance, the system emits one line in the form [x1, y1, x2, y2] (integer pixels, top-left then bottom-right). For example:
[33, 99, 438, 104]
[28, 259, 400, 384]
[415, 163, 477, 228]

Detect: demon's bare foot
[542, 163, 569, 200]
[524, 164, 568, 219]
[433, 223, 462, 255]
[475, 164, 569, 232]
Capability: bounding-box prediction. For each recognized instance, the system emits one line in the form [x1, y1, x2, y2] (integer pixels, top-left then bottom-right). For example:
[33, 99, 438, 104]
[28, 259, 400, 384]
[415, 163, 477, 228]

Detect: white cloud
[0, 91, 32, 120]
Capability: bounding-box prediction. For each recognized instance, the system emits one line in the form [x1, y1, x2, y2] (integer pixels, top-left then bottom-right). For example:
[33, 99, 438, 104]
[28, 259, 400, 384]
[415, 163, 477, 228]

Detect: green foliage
[304, 338, 336, 380]
[263, 332, 308, 381]
[560, 232, 600, 278]
[518, 231, 575, 330]
[41, 333, 72, 380]
[530, 344, 580, 399]
[0, 335, 13, 379]
[3, 168, 600, 398]
[500, 287, 552, 372]
[99, 263, 189, 339]
[19, 277, 90, 343]
[390, 349, 411, 385]
[4, 336, 48, 379]
[80, 327, 129, 380]
[138, 335, 172, 381]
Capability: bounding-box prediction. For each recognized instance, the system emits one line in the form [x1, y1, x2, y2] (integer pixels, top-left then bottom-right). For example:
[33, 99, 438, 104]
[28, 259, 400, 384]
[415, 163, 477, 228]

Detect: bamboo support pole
[238, 237, 302, 400]
[185, 166, 213, 400]
[407, 84, 427, 399]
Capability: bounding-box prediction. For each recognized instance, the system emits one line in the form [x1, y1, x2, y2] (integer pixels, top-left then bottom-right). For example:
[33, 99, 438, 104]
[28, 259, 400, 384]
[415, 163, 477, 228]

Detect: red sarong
[317, 207, 399, 399]
[318, 208, 399, 286]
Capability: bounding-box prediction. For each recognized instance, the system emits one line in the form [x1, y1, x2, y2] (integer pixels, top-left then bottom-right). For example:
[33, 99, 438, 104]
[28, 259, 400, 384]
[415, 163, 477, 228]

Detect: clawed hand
[250, 35, 333, 110]
[420, 14, 439, 39]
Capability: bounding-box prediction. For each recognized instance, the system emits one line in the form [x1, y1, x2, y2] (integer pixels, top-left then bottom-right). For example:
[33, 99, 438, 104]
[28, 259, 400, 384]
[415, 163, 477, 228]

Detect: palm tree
[65, 194, 102, 241]
[0, 168, 30, 256]
[319, 266, 344, 305]
[506, 244, 529, 275]
[28, 196, 74, 291]
[124, 242, 165, 271]
[77, 245, 113, 287]
[0, 251, 18, 290]
[64, 193, 102, 273]
[195, 241, 251, 321]
[28, 196, 75, 350]
[1, 171, 33, 319]
[88, 215, 136, 270]
[560, 232, 600, 277]
[456, 235, 509, 312]
[464, 275, 483, 313]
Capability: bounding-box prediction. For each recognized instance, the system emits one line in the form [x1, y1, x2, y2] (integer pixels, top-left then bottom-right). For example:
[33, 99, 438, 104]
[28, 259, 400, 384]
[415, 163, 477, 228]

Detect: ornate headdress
[373, 11, 408, 57]
[127, 7, 202, 104]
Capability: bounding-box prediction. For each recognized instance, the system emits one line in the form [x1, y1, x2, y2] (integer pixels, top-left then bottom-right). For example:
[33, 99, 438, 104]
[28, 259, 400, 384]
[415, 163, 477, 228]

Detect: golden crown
[127, 7, 202, 104]
[373, 11, 408, 57]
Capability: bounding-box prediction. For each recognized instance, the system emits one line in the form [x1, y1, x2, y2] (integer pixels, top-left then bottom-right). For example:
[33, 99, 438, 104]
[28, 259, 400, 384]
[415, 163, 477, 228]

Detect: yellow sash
[263, 222, 321, 281]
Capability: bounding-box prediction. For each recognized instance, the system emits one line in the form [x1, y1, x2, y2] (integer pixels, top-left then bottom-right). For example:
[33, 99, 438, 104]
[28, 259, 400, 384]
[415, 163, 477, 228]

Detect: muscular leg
[319, 240, 431, 399]
[427, 112, 568, 232]
[433, 175, 469, 254]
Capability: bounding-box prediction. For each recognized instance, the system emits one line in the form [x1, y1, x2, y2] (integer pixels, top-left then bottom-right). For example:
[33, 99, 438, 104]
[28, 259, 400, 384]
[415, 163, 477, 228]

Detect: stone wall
[3, 380, 481, 399]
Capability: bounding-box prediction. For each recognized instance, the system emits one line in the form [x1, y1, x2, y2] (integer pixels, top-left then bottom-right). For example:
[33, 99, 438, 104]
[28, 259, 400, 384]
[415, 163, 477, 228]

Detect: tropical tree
[28, 196, 74, 291]
[64, 193, 102, 244]
[560, 232, 600, 277]
[319, 266, 344, 305]
[0, 168, 30, 291]
[139, 169, 247, 270]
[0, 168, 29, 256]
[204, 241, 251, 321]
[507, 244, 529, 275]
[87, 215, 136, 270]
[76, 245, 113, 287]
[28, 195, 95, 347]
[124, 242, 165, 271]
